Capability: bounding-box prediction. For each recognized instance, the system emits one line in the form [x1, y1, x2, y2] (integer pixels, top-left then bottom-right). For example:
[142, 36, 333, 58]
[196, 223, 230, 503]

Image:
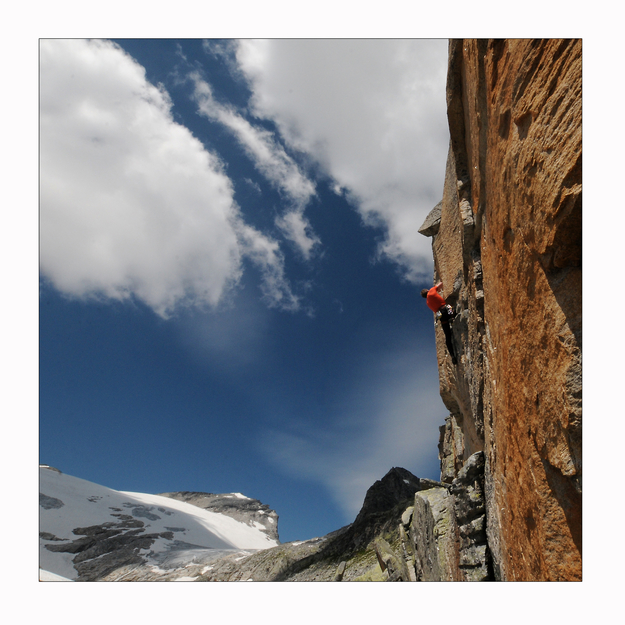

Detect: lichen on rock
[420, 39, 582, 581]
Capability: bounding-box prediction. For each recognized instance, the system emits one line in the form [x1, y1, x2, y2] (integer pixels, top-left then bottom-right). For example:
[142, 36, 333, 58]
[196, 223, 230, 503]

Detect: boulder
[410, 486, 458, 581]
[418, 201, 442, 237]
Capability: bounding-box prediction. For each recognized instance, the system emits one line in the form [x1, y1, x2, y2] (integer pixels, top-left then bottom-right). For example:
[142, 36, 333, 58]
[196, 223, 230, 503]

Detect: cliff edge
[420, 39, 582, 581]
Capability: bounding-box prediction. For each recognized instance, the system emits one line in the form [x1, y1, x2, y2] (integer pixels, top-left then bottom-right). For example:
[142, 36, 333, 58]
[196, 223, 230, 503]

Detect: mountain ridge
[39, 463, 450, 581]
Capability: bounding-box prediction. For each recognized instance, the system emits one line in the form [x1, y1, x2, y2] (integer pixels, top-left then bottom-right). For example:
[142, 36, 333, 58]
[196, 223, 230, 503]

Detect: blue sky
[39, 39, 451, 543]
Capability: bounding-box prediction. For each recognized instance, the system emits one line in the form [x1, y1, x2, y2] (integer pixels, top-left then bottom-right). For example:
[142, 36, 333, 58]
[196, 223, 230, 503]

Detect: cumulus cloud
[39, 39, 298, 317]
[234, 39, 450, 282]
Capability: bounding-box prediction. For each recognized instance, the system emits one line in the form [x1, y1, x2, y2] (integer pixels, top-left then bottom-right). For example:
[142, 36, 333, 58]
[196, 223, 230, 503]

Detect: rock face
[420, 39, 582, 580]
[408, 451, 490, 581]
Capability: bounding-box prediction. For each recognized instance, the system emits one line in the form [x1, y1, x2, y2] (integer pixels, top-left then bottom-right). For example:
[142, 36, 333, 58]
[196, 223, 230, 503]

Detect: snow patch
[39, 569, 73, 581]
[149, 565, 168, 575]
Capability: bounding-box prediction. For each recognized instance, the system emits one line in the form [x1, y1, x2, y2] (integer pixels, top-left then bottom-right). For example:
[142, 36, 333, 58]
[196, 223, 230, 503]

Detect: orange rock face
[423, 40, 581, 581]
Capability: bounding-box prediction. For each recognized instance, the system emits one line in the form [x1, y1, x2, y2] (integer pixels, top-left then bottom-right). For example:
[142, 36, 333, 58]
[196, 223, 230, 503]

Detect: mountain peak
[353, 467, 421, 524]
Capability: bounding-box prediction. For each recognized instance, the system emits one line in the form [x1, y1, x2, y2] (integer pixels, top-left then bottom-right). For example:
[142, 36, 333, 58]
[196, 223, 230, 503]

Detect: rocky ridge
[167, 464, 491, 582]
[42, 463, 486, 582]
[192, 467, 454, 582]
[39, 454, 505, 582]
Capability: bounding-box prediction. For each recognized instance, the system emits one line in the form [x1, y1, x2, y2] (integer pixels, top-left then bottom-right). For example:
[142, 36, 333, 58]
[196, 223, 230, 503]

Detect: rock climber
[421, 281, 457, 365]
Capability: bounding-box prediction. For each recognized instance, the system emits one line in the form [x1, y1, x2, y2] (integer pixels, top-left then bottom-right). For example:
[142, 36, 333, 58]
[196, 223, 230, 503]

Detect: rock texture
[44, 514, 176, 581]
[194, 467, 447, 582]
[158, 491, 280, 543]
[450, 452, 490, 581]
[420, 39, 582, 581]
[411, 485, 458, 581]
[408, 451, 491, 581]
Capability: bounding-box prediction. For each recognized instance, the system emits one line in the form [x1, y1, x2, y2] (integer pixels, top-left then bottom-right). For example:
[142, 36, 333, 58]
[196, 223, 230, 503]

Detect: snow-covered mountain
[39, 465, 279, 581]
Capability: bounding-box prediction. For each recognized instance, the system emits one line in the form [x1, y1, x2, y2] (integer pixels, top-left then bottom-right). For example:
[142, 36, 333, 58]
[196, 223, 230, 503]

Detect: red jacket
[426, 286, 446, 313]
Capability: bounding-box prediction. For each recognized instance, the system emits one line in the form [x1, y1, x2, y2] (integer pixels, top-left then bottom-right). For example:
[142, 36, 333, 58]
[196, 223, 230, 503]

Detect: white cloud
[39, 39, 298, 317]
[236, 222, 300, 311]
[275, 210, 320, 261]
[191, 73, 320, 262]
[235, 39, 449, 282]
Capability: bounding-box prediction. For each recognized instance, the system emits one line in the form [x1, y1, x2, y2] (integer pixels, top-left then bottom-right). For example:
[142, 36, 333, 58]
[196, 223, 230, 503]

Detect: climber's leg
[441, 322, 457, 365]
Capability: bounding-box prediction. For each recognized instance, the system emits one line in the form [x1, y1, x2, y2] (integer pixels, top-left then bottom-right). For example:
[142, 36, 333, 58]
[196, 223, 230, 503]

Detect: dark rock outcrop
[43, 513, 175, 581]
